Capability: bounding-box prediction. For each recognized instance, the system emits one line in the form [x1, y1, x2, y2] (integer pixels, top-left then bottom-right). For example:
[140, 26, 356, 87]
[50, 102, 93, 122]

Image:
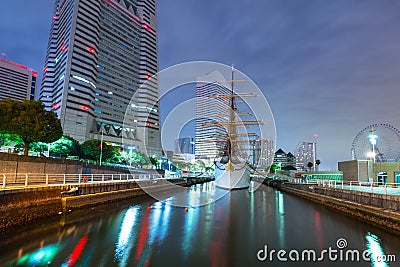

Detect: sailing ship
[205, 67, 264, 190]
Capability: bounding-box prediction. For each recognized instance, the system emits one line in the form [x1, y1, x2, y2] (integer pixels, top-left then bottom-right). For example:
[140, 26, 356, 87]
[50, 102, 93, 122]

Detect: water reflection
[1, 183, 399, 267]
[366, 232, 389, 267]
[114, 207, 139, 266]
[275, 190, 285, 248]
[15, 243, 63, 266]
[63, 235, 88, 267]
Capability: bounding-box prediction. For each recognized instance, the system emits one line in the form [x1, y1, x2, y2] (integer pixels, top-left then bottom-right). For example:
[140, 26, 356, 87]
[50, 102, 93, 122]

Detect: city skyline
[1, 0, 400, 169]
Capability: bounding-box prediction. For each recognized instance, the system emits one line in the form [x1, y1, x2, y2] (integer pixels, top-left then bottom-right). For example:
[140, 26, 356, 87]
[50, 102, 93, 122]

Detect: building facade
[0, 58, 37, 101]
[339, 159, 400, 184]
[40, 0, 161, 156]
[273, 148, 296, 168]
[195, 71, 230, 161]
[296, 141, 317, 171]
[174, 137, 195, 155]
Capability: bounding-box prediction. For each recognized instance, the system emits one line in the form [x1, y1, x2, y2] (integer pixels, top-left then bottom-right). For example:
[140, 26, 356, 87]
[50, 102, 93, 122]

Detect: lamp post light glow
[368, 130, 377, 163]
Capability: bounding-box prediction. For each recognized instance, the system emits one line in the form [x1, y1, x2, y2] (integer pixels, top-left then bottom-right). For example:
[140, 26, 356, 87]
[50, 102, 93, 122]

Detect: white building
[296, 141, 317, 171]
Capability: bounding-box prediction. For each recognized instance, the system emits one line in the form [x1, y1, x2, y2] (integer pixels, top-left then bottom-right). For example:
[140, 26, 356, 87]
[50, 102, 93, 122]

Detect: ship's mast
[228, 65, 235, 159]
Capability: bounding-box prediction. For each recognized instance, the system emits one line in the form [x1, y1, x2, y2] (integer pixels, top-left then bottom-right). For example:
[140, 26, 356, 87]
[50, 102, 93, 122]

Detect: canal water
[0, 182, 399, 267]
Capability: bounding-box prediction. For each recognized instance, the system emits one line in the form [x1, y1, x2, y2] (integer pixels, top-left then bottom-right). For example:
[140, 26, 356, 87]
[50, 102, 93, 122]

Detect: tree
[0, 99, 63, 155]
[307, 162, 314, 171]
[81, 139, 117, 163]
[149, 157, 158, 168]
[0, 133, 23, 148]
[205, 166, 214, 172]
[315, 159, 321, 170]
[195, 160, 206, 172]
[270, 164, 279, 173]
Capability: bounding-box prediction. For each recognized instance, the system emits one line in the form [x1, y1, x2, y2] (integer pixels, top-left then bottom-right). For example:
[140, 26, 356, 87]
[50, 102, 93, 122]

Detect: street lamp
[368, 130, 377, 163]
[99, 128, 104, 166]
[368, 129, 378, 183]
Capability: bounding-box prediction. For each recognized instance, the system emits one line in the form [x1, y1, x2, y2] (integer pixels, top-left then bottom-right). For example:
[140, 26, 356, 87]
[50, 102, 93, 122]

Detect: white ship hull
[214, 161, 251, 190]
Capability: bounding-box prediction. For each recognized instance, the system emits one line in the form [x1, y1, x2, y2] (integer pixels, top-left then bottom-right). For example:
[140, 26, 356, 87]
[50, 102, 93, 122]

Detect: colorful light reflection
[16, 244, 62, 266]
[62, 235, 89, 267]
[114, 206, 139, 265]
[365, 232, 389, 267]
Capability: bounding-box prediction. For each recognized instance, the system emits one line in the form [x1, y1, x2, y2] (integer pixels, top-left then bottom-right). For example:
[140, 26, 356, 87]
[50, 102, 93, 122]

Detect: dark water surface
[1, 182, 399, 267]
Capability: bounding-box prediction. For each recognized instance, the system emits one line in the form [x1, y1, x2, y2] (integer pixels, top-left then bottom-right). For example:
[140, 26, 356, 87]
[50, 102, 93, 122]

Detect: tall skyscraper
[174, 137, 195, 155]
[296, 141, 317, 171]
[40, 0, 161, 156]
[195, 71, 230, 161]
[0, 57, 37, 101]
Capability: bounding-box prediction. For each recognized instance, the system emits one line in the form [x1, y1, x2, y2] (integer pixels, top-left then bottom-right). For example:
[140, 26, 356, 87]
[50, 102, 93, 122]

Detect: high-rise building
[0, 58, 37, 101]
[174, 137, 195, 155]
[296, 141, 317, 171]
[40, 0, 161, 156]
[195, 71, 230, 161]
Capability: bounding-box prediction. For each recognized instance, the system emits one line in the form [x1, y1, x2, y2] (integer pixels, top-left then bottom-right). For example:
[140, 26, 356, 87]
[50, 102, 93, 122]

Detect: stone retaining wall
[276, 182, 400, 234]
[0, 178, 199, 233]
[0, 152, 153, 175]
[283, 183, 400, 211]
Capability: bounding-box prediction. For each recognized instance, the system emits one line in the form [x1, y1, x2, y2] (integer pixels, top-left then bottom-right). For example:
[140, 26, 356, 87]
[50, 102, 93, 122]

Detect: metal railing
[0, 173, 184, 189]
[286, 177, 400, 196]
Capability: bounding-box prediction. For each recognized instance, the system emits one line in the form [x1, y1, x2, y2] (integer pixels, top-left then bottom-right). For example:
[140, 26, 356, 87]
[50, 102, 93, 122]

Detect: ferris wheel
[351, 123, 400, 162]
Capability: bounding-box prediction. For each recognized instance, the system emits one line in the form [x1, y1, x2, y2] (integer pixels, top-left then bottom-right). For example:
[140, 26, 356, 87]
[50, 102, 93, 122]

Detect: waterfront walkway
[285, 177, 400, 196]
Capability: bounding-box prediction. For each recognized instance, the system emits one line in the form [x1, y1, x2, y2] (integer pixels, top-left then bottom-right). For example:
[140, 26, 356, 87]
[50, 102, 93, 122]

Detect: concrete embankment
[0, 177, 213, 233]
[0, 152, 133, 175]
[264, 179, 400, 234]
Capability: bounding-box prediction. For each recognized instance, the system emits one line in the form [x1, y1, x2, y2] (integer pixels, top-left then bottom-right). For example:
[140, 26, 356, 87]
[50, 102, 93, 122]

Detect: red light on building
[43, 66, 48, 72]
[53, 16, 57, 21]
[82, 106, 89, 111]
[143, 24, 150, 30]
[146, 122, 152, 127]
[61, 45, 67, 51]
[88, 47, 96, 54]
[52, 104, 59, 109]
[145, 74, 150, 80]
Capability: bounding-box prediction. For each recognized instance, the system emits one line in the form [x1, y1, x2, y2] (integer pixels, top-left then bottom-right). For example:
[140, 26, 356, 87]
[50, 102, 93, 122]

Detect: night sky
[1, 0, 400, 170]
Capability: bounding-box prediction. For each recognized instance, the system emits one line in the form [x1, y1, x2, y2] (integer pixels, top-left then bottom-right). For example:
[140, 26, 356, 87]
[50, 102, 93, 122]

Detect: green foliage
[0, 99, 63, 155]
[51, 136, 82, 158]
[315, 159, 321, 166]
[307, 161, 314, 171]
[118, 150, 150, 167]
[175, 162, 195, 171]
[270, 164, 279, 173]
[205, 166, 214, 172]
[0, 133, 23, 147]
[149, 157, 158, 167]
[80, 139, 118, 163]
[30, 142, 48, 155]
[195, 160, 206, 171]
